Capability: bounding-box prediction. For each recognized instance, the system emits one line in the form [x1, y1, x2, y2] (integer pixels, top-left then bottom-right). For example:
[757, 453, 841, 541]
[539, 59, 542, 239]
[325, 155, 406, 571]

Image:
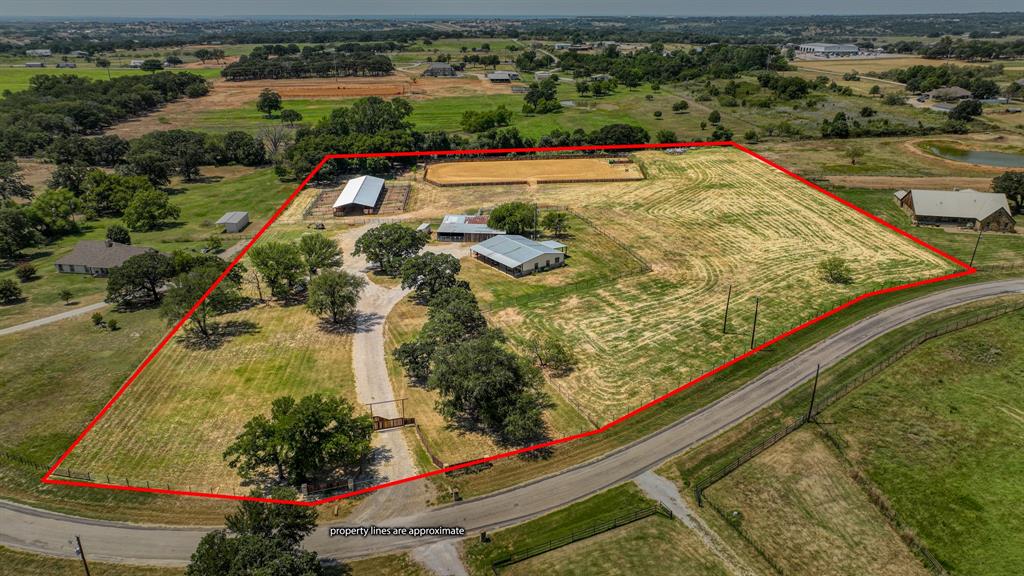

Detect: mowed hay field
[425, 158, 644, 185]
[424, 148, 953, 425]
[58, 247, 358, 493]
[705, 428, 929, 576]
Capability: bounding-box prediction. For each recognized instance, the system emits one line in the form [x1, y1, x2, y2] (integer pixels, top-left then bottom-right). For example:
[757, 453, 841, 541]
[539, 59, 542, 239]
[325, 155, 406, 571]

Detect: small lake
[921, 142, 1024, 168]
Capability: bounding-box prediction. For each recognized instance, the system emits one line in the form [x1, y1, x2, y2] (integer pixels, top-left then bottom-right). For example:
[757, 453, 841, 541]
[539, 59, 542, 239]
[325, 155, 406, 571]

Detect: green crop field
[0, 167, 294, 329]
[823, 309, 1024, 576]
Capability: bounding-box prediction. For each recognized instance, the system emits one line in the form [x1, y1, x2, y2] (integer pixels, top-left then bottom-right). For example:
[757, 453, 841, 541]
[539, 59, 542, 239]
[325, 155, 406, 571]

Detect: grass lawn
[0, 546, 183, 576]
[0, 66, 220, 93]
[0, 167, 294, 329]
[58, 293, 359, 493]
[704, 428, 929, 576]
[824, 309, 1024, 576]
[0, 307, 235, 524]
[463, 482, 656, 574]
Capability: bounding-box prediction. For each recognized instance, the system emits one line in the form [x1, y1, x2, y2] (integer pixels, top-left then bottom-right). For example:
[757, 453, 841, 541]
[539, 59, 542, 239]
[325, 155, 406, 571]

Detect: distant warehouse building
[423, 62, 456, 77]
[895, 188, 1016, 232]
[25, 49, 52, 57]
[797, 43, 859, 56]
[470, 235, 567, 277]
[332, 175, 386, 216]
[436, 214, 504, 242]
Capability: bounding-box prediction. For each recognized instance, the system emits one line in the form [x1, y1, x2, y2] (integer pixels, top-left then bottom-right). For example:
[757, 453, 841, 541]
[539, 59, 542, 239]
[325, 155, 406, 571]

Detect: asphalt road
[3, 277, 1022, 566]
[0, 301, 109, 337]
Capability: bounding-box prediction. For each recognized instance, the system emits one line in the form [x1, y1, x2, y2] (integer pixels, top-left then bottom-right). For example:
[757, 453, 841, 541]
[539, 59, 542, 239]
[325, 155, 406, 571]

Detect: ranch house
[895, 188, 1016, 232]
[55, 240, 155, 276]
[436, 214, 504, 242]
[423, 62, 456, 77]
[332, 175, 386, 216]
[471, 235, 567, 277]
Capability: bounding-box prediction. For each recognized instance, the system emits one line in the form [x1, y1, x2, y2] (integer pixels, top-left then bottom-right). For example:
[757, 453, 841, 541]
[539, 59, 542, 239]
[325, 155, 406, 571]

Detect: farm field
[425, 157, 644, 185]
[0, 167, 293, 329]
[704, 428, 929, 576]
[416, 148, 953, 425]
[823, 309, 1024, 576]
[0, 65, 220, 93]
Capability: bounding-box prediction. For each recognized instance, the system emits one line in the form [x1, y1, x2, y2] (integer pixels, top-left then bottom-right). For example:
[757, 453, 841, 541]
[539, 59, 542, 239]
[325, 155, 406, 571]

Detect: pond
[921, 142, 1024, 168]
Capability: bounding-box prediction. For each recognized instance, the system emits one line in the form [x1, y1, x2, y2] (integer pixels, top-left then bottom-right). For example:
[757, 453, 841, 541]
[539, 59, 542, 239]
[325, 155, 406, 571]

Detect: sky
[0, 0, 1021, 19]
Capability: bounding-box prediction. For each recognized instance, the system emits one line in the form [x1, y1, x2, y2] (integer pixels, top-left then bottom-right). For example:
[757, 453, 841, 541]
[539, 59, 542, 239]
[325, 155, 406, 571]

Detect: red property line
[41, 142, 973, 507]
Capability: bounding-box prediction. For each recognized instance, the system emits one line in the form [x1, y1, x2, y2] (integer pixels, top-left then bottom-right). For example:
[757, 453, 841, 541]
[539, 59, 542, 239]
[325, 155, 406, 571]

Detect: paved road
[0, 301, 109, 337]
[3, 278, 1022, 565]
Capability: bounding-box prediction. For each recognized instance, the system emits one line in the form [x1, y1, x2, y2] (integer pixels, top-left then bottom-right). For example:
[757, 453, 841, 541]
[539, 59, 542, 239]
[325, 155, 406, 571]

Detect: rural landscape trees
[306, 269, 366, 325]
[352, 222, 428, 275]
[223, 394, 373, 486]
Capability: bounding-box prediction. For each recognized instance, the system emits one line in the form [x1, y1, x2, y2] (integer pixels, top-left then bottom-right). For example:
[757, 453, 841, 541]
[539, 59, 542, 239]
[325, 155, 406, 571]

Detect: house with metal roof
[470, 235, 566, 277]
[925, 86, 972, 101]
[216, 211, 249, 233]
[332, 175, 386, 216]
[55, 240, 155, 276]
[486, 71, 520, 83]
[436, 214, 505, 242]
[897, 188, 1015, 232]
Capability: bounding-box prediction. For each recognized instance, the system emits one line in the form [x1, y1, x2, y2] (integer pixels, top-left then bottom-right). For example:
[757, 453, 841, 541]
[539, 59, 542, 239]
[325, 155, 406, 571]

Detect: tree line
[0, 72, 209, 158]
[877, 64, 1002, 98]
[221, 45, 394, 81]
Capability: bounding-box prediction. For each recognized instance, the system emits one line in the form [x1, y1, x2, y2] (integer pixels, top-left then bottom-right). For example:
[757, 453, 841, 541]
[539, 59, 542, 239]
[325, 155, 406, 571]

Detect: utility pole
[74, 535, 91, 576]
[807, 364, 820, 421]
[969, 228, 983, 268]
[722, 284, 732, 333]
[749, 297, 760, 350]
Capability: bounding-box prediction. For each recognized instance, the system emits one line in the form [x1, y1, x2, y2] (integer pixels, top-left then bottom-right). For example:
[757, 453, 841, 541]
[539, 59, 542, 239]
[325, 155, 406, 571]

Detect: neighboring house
[128, 59, 145, 68]
[470, 235, 567, 277]
[69, 50, 90, 58]
[423, 62, 456, 77]
[896, 188, 1016, 232]
[216, 211, 249, 233]
[925, 86, 972, 101]
[416, 222, 432, 235]
[56, 62, 77, 68]
[534, 71, 553, 80]
[55, 240, 154, 276]
[24, 62, 45, 68]
[486, 71, 520, 83]
[796, 43, 859, 56]
[332, 175, 386, 216]
[436, 214, 504, 242]
[553, 43, 571, 50]
[25, 49, 51, 57]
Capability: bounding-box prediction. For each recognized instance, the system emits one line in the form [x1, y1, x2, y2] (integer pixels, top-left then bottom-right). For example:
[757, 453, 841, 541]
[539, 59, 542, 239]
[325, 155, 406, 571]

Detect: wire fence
[491, 503, 673, 574]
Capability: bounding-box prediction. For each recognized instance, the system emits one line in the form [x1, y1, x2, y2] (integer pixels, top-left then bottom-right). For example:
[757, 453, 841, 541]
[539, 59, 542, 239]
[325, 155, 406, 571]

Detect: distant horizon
[1, 0, 1023, 20]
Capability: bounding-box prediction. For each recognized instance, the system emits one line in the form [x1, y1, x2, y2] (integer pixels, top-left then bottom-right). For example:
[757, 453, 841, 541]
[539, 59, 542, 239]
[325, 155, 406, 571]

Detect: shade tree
[351, 222, 427, 276]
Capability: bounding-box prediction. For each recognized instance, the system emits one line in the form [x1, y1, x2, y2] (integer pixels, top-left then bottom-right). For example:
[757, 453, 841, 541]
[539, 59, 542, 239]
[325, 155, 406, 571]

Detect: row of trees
[221, 46, 394, 81]
[558, 43, 788, 85]
[877, 64, 1001, 98]
[0, 72, 209, 158]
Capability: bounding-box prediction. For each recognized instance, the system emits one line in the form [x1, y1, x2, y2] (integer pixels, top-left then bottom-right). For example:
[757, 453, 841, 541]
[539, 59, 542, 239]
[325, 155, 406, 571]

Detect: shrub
[91, 312, 104, 326]
[0, 278, 22, 304]
[819, 256, 854, 284]
[107, 318, 119, 331]
[15, 263, 36, 282]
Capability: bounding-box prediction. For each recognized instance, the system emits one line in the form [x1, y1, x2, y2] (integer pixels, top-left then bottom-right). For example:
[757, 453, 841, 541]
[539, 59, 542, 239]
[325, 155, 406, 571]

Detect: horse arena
[424, 157, 646, 186]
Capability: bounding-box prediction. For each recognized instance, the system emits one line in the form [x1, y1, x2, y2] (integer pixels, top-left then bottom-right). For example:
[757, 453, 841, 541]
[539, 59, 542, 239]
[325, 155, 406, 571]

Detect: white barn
[332, 175, 386, 216]
[470, 235, 566, 277]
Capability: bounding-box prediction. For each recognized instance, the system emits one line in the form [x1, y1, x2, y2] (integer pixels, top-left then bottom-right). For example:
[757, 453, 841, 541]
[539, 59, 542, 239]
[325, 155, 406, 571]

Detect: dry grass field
[705, 428, 929, 576]
[425, 158, 644, 185]
[58, 233, 359, 494]
[437, 148, 952, 424]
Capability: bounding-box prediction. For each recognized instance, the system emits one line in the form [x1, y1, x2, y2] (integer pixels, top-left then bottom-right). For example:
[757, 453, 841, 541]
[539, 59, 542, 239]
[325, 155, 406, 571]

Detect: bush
[91, 312, 104, 326]
[653, 110, 662, 118]
[107, 318, 119, 331]
[0, 278, 22, 304]
[882, 93, 906, 106]
[819, 256, 854, 284]
[15, 263, 36, 282]
[106, 224, 131, 245]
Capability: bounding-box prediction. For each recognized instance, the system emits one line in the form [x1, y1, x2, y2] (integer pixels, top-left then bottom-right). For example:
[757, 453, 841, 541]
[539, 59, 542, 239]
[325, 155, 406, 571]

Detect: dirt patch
[426, 158, 645, 186]
[827, 175, 994, 191]
[15, 158, 55, 192]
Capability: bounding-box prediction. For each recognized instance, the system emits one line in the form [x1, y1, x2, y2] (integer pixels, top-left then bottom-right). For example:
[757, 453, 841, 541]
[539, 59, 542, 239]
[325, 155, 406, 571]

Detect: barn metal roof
[437, 214, 504, 236]
[471, 235, 563, 268]
[905, 189, 1014, 221]
[216, 211, 249, 224]
[332, 175, 385, 209]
